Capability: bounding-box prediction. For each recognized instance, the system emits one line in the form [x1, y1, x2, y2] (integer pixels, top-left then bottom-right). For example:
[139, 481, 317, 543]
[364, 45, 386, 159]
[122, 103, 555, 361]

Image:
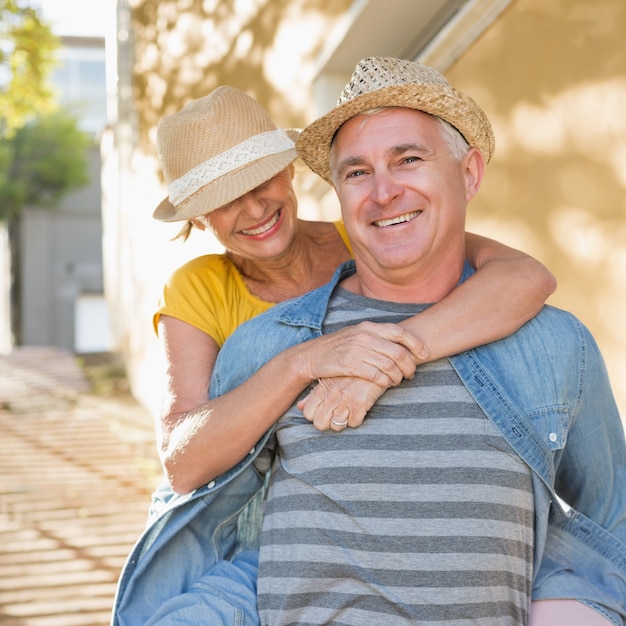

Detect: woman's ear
[189, 217, 205, 231]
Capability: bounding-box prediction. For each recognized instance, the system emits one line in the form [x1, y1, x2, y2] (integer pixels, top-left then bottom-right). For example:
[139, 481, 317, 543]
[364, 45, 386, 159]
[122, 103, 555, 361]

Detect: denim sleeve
[555, 322, 626, 546]
[534, 321, 626, 625]
[143, 550, 259, 626]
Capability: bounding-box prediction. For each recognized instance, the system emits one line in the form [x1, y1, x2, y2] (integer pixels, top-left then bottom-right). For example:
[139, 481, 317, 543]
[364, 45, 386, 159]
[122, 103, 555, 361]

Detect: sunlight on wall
[465, 218, 547, 258]
[478, 77, 626, 417]
[234, 30, 254, 58]
[547, 205, 626, 405]
[264, 8, 327, 105]
[135, 0, 265, 86]
[508, 79, 626, 176]
[549, 207, 623, 267]
[127, 152, 224, 417]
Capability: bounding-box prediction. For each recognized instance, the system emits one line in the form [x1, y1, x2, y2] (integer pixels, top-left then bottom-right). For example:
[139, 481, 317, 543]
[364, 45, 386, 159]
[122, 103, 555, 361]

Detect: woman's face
[193, 166, 299, 261]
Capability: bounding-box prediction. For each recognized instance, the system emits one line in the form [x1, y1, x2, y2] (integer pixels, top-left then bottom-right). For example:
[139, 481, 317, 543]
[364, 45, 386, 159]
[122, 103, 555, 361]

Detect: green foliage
[0, 110, 91, 221]
[0, 0, 60, 135]
[0, 1, 90, 221]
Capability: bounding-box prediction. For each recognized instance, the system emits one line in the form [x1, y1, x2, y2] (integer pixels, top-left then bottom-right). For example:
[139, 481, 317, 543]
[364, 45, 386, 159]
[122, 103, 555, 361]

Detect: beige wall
[107, 0, 624, 420]
[447, 0, 626, 416]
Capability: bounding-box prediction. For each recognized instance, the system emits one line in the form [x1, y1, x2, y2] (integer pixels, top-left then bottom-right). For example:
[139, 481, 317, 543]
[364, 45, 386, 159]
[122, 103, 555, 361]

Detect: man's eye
[347, 170, 365, 178]
[403, 156, 420, 164]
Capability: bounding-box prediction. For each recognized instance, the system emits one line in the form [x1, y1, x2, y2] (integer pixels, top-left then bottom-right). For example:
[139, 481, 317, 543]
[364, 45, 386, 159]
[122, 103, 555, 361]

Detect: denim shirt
[112, 261, 626, 626]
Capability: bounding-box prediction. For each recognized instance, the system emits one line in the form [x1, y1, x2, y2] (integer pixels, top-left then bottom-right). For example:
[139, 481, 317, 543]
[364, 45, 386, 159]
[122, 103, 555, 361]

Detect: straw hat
[296, 57, 495, 185]
[154, 86, 299, 221]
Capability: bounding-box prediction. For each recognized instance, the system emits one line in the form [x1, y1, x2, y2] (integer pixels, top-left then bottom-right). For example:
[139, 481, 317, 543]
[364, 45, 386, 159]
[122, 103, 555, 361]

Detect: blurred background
[1, 0, 624, 420]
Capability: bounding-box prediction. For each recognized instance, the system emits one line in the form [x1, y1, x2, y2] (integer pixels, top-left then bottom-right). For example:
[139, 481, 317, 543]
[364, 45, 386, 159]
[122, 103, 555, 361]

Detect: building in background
[18, 35, 111, 353]
[103, 0, 626, 419]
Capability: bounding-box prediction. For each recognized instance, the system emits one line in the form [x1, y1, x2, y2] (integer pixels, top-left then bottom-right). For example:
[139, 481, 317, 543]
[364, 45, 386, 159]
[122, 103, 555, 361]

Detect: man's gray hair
[435, 116, 470, 160]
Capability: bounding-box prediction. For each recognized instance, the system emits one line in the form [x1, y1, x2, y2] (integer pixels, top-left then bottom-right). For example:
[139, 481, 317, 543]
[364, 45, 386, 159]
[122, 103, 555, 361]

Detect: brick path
[0, 348, 161, 626]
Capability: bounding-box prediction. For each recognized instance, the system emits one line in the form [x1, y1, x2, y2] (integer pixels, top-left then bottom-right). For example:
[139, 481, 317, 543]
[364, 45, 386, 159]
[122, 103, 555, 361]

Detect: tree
[0, 0, 91, 221]
[0, 0, 59, 136]
[0, 110, 91, 221]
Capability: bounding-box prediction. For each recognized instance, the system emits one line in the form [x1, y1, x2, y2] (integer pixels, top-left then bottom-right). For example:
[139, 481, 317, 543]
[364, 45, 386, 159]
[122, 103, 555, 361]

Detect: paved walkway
[0, 347, 161, 626]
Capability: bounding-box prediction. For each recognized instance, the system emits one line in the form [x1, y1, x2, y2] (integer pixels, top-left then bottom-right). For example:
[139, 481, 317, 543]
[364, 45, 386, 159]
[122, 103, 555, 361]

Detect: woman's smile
[239, 209, 283, 237]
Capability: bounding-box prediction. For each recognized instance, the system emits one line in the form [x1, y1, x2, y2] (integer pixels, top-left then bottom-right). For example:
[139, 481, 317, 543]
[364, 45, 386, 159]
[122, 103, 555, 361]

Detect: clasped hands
[296, 321, 428, 431]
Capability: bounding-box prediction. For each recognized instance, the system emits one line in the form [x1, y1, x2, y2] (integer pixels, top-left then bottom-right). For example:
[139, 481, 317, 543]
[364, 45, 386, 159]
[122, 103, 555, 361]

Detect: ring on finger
[330, 417, 349, 427]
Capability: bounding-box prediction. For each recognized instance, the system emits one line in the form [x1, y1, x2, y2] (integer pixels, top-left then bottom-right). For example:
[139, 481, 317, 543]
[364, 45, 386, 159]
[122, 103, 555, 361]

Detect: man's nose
[370, 170, 403, 205]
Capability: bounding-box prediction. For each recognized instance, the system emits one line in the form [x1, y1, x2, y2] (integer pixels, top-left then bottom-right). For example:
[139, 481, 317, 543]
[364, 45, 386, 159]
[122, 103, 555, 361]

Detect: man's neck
[340, 259, 465, 304]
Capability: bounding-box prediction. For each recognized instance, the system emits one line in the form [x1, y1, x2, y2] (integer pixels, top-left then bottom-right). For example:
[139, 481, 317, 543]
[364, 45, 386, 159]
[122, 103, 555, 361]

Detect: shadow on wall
[130, 0, 353, 157]
[458, 1, 626, 417]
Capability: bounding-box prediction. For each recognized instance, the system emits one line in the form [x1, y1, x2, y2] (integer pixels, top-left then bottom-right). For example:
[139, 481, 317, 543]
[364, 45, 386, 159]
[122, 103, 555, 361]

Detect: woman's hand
[295, 320, 431, 432]
[298, 321, 428, 389]
[298, 376, 387, 431]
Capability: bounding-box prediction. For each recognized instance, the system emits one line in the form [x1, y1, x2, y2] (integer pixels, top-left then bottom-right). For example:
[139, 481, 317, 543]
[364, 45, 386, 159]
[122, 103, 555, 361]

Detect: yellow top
[154, 221, 351, 347]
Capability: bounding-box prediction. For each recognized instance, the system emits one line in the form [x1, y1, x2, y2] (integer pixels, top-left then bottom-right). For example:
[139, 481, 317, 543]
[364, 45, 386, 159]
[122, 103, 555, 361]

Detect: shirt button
[207, 481, 216, 489]
[549, 432, 558, 442]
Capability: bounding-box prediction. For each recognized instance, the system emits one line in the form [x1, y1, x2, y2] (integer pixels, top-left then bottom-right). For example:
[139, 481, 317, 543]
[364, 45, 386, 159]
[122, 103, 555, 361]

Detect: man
[113, 57, 625, 625]
[208, 57, 626, 624]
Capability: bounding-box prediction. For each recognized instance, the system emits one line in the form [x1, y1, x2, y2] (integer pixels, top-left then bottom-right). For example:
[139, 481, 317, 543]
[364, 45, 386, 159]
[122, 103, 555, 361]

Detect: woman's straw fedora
[154, 86, 299, 222]
[296, 56, 495, 185]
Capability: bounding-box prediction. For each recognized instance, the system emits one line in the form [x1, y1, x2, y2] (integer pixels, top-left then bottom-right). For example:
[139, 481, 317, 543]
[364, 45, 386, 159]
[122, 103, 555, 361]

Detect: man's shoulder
[211, 291, 321, 396]
[528, 304, 585, 335]
[211, 264, 357, 396]
[482, 303, 593, 361]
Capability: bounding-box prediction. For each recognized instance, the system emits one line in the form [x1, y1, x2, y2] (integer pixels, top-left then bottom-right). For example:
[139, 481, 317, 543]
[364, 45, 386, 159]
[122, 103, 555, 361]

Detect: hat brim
[296, 84, 494, 185]
[154, 128, 300, 222]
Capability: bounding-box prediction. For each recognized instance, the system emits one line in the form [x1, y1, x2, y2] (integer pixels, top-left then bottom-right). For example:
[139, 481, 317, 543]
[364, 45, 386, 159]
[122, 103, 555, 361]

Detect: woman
[151, 85, 556, 496]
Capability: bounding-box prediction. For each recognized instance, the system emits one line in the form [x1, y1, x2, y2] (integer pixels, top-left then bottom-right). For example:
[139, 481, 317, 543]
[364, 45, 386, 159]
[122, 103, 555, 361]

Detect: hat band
[168, 128, 294, 206]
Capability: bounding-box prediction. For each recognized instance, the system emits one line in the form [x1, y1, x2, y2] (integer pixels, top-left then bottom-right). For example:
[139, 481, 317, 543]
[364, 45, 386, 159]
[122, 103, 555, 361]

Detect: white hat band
[168, 128, 294, 206]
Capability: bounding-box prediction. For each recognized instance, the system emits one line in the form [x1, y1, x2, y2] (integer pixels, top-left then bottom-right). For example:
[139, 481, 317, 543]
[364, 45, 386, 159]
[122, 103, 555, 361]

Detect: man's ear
[463, 147, 485, 202]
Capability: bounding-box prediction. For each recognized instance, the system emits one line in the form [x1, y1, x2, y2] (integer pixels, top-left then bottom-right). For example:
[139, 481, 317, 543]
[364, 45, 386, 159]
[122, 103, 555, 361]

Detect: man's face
[330, 107, 483, 298]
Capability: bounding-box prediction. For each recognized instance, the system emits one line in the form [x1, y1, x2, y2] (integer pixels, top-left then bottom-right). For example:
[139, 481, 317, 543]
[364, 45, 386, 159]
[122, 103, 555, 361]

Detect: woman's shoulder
[166, 253, 238, 285]
[332, 221, 351, 252]
[299, 219, 352, 255]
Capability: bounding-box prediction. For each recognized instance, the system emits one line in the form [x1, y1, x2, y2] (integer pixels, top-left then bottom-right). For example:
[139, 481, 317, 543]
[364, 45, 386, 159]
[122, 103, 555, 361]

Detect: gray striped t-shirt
[257, 288, 534, 626]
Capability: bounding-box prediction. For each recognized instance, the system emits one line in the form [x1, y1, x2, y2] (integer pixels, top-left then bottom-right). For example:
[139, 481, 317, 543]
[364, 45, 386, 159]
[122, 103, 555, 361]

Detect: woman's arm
[299, 233, 556, 429]
[157, 315, 424, 494]
[159, 234, 555, 488]
[528, 600, 615, 625]
[403, 232, 556, 360]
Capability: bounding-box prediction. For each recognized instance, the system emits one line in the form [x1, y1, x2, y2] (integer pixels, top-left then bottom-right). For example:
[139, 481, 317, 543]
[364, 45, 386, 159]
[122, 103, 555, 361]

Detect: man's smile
[373, 210, 422, 228]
